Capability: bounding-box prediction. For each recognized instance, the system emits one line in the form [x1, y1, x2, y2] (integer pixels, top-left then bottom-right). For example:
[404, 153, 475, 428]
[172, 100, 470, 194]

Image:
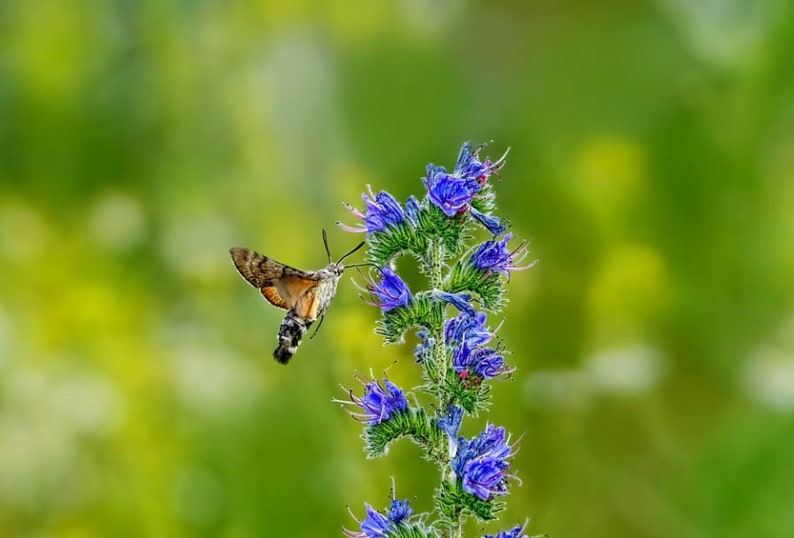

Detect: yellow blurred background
[2, 1, 794, 537]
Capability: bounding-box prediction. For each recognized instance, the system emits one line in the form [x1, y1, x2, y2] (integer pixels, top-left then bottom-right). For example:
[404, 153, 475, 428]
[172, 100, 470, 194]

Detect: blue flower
[462, 457, 510, 500]
[404, 195, 422, 226]
[413, 328, 433, 363]
[445, 311, 495, 348]
[366, 267, 412, 312]
[452, 424, 516, 500]
[344, 503, 392, 538]
[434, 290, 476, 315]
[423, 143, 508, 217]
[340, 185, 405, 236]
[471, 348, 509, 379]
[424, 166, 481, 217]
[469, 234, 534, 276]
[437, 405, 463, 440]
[484, 524, 529, 538]
[386, 498, 412, 524]
[452, 344, 510, 379]
[471, 207, 507, 236]
[454, 142, 506, 186]
[339, 375, 408, 426]
[345, 499, 414, 538]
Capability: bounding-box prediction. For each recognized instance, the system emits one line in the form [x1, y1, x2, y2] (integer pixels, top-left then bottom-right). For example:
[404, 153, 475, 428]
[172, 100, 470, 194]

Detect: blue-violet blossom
[445, 311, 496, 349]
[340, 185, 405, 236]
[365, 267, 412, 312]
[469, 234, 534, 276]
[386, 498, 412, 524]
[345, 499, 414, 538]
[434, 290, 476, 315]
[452, 344, 511, 379]
[424, 142, 507, 217]
[452, 424, 516, 500]
[471, 207, 507, 236]
[437, 405, 464, 440]
[484, 523, 529, 538]
[341, 376, 408, 426]
[344, 504, 392, 538]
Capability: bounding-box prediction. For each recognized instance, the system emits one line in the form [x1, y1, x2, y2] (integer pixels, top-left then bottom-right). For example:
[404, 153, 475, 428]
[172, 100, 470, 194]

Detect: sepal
[364, 407, 445, 461]
[444, 367, 492, 415]
[368, 222, 428, 267]
[436, 478, 503, 524]
[377, 293, 443, 344]
[445, 260, 505, 311]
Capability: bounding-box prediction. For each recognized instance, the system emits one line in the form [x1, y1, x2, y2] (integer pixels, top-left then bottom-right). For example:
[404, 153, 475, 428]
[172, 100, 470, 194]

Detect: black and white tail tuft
[273, 310, 313, 364]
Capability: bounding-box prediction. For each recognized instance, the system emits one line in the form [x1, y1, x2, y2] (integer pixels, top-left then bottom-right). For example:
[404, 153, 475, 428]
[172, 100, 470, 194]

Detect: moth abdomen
[274, 310, 313, 364]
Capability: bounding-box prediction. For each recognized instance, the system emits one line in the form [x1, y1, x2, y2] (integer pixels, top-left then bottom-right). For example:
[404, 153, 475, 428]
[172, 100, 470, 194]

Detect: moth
[229, 231, 365, 364]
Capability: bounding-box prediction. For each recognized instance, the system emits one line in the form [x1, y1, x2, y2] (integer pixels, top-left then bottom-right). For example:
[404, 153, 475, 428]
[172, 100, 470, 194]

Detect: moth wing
[260, 287, 291, 310]
[270, 272, 317, 310]
[229, 247, 319, 310]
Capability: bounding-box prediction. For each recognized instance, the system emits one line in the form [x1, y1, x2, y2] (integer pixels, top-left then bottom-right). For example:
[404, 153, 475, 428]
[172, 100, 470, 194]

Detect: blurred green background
[2, 1, 794, 537]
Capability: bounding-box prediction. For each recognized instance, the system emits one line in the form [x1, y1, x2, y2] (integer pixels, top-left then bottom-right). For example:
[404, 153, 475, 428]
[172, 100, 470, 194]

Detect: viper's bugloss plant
[336, 143, 540, 538]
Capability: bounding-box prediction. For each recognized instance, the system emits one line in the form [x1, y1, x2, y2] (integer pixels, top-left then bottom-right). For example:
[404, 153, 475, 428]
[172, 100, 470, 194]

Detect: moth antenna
[344, 262, 378, 270]
[322, 229, 332, 263]
[336, 241, 365, 264]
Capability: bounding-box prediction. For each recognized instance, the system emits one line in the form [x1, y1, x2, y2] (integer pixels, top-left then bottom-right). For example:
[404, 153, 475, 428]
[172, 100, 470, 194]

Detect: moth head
[322, 229, 365, 275]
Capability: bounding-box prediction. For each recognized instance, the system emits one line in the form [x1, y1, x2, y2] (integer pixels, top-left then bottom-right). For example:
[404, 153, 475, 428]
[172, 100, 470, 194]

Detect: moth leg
[309, 314, 326, 339]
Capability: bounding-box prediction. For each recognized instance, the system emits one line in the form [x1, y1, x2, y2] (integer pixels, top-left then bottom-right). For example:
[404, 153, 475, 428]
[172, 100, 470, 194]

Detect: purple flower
[423, 143, 508, 217]
[365, 267, 412, 312]
[386, 498, 412, 524]
[405, 195, 421, 226]
[445, 311, 496, 348]
[339, 375, 408, 426]
[452, 344, 510, 379]
[424, 167, 482, 217]
[434, 291, 476, 315]
[413, 329, 433, 363]
[437, 405, 463, 440]
[344, 504, 392, 538]
[462, 457, 510, 500]
[469, 234, 535, 276]
[452, 424, 516, 500]
[471, 207, 507, 236]
[340, 185, 405, 235]
[344, 499, 413, 538]
[471, 348, 509, 378]
[454, 142, 507, 186]
[484, 524, 529, 538]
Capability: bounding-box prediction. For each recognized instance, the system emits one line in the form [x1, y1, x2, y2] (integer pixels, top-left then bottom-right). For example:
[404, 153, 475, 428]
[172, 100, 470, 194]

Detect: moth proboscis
[229, 230, 365, 364]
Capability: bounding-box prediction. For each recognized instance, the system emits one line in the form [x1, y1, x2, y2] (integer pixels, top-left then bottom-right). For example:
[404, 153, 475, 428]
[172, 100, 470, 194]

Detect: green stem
[429, 240, 463, 538]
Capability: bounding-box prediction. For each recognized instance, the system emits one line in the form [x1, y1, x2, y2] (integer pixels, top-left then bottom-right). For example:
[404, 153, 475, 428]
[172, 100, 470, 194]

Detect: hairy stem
[428, 240, 462, 538]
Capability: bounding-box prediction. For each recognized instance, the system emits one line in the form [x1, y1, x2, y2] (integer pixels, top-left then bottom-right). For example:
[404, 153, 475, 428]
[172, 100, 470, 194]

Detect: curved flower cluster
[452, 424, 516, 500]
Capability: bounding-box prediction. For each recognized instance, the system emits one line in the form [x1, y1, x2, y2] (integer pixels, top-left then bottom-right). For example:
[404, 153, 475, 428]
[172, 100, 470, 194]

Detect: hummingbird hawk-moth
[229, 231, 364, 364]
